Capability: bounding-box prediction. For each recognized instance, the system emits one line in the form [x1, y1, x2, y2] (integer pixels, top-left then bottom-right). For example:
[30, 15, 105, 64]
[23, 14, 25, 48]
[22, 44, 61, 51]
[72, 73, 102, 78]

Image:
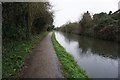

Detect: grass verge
[52, 32, 88, 78]
[2, 32, 48, 78]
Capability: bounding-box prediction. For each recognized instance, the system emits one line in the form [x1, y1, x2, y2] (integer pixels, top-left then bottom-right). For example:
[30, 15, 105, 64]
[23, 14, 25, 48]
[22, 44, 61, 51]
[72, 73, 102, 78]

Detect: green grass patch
[2, 32, 48, 78]
[52, 32, 88, 78]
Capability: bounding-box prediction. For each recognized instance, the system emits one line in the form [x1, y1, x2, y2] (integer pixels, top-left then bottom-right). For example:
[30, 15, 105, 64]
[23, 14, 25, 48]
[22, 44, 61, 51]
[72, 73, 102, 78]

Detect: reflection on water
[55, 31, 119, 78]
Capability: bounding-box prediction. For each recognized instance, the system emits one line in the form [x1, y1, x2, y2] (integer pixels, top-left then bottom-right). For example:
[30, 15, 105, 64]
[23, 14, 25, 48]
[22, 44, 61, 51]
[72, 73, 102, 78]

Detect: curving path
[20, 32, 63, 78]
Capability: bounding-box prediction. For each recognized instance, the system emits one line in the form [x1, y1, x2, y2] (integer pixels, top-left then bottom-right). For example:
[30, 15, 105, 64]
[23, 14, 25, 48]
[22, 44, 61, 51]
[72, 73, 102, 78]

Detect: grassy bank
[52, 32, 88, 78]
[2, 32, 48, 78]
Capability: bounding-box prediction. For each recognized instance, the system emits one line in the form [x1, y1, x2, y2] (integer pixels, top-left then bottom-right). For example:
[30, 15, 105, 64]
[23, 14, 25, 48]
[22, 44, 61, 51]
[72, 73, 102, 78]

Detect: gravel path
[21, 32, 63, 78]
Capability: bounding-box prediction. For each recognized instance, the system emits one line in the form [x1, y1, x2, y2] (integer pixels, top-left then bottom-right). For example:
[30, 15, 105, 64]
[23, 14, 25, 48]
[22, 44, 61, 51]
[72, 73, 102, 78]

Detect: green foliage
[92, 12, 120, 41]
[2, 2, 53, 78]
[47, 25, 55, 31]
[79, 11, 94, 36]
[59, 22, 80, 34]
[52, 33, 88, 78]
[3, 2, 54, 54]
[2, 2, 28, 41]
[28, 2, 54, 34]
[2, 32, 48, 78]
[57, 11, 120, 42]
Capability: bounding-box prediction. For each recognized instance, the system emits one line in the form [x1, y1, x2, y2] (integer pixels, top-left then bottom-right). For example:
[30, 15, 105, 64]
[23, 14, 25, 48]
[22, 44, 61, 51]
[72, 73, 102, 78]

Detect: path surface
[21, 32, 63, 78]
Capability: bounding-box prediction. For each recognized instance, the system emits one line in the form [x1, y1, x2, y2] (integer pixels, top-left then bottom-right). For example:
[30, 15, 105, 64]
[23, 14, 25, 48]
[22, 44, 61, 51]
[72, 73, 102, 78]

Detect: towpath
[21, 32, 63, 78]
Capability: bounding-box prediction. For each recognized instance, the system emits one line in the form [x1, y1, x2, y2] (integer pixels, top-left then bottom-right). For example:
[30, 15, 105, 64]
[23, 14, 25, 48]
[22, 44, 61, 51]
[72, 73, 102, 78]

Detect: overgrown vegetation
[52, 33, 88, 78]
[2, 2, 54, 78]
[56, 11, 120, 42]
[2, 2, 54, 55]
[2, 32, 48, 78]
[58, 22, 80, 34]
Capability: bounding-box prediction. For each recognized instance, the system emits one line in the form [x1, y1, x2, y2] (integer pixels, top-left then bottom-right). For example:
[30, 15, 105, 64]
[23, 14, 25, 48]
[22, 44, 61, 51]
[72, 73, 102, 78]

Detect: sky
[49, 0, 120, 27]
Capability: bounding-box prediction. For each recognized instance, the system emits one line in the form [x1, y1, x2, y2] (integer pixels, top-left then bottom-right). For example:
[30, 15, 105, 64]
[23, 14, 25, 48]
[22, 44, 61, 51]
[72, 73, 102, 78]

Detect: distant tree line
[57, 22, 80, 34]
[56, 11, 120, 42]
[2, 2, 54, 54]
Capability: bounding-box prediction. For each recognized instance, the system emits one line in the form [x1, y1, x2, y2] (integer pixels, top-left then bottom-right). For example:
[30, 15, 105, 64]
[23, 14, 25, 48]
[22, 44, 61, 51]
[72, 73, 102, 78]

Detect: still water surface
[55, 31, 119, 78]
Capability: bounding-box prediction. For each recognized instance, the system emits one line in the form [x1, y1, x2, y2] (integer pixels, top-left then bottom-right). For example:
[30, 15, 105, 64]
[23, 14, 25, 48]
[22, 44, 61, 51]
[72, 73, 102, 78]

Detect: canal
[55, 31, 119, 78]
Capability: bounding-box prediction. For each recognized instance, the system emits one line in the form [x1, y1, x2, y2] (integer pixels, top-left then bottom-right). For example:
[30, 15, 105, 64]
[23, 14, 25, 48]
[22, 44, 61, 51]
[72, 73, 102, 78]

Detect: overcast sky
[49, 0, 120, 27]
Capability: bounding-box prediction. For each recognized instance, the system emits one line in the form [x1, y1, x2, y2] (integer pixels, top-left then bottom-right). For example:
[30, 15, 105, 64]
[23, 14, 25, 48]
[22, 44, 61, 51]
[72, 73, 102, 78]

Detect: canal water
[55, 31, 119, 78]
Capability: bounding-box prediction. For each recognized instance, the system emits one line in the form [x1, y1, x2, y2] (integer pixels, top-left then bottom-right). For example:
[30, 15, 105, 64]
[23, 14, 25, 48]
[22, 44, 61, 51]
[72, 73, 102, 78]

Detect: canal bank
[54, 31, 119, 78]
[52, 32, 88, 78]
